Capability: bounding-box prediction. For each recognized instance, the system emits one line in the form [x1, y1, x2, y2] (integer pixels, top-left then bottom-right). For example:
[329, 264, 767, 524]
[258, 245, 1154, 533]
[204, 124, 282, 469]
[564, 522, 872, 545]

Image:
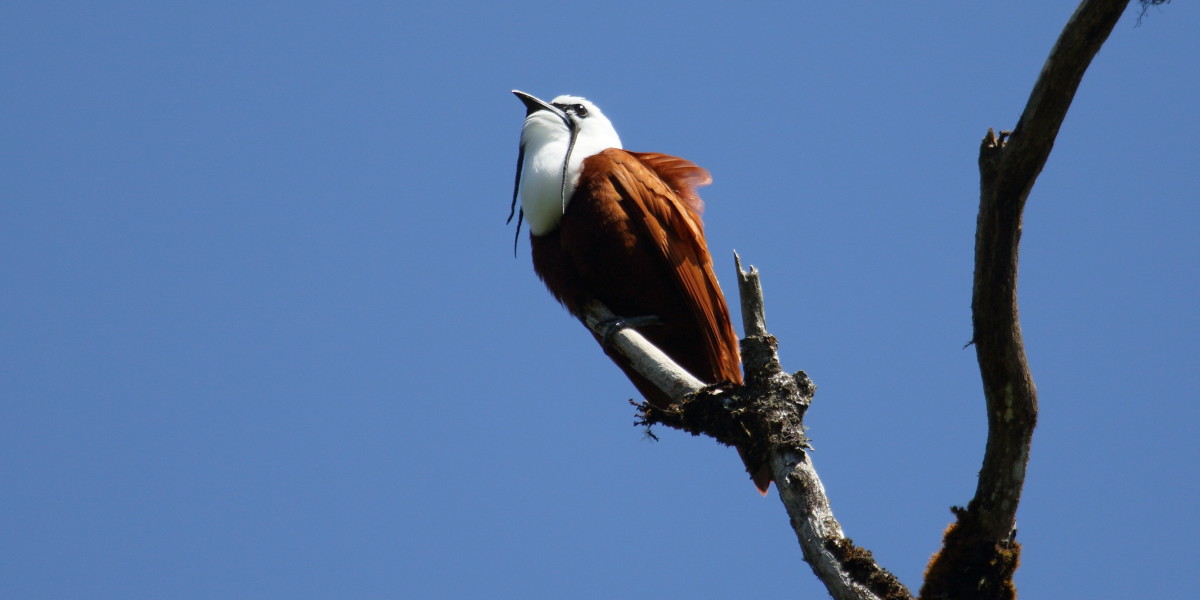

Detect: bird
[508, 90, 771, 493]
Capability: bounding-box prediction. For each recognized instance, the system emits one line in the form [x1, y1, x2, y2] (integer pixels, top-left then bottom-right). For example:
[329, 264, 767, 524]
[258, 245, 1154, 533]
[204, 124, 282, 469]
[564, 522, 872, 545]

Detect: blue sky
[2, 2, 1196, 598]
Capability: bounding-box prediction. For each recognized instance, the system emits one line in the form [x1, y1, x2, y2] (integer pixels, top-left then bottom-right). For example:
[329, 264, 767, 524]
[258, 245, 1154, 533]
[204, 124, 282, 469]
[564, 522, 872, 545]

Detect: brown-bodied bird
[509, 90, 770, 493]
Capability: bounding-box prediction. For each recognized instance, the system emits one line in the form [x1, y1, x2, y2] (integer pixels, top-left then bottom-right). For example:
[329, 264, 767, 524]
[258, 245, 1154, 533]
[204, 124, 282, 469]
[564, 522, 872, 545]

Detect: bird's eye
[552, 101, 590, 119]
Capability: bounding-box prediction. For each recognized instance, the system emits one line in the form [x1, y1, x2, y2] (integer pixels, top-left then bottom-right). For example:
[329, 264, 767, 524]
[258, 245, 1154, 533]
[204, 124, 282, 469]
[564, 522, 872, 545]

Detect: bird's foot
[597, 315, 661, 346]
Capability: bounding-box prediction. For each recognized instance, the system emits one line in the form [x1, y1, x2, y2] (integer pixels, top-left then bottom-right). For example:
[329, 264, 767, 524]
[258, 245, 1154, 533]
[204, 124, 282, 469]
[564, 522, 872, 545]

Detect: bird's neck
[519, 128, 621, 235]
[520, 134, 577, 236]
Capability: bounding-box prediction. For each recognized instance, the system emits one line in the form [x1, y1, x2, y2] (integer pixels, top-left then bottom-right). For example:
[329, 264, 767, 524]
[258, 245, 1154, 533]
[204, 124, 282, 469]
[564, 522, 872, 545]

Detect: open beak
[512, 90, 571, 129]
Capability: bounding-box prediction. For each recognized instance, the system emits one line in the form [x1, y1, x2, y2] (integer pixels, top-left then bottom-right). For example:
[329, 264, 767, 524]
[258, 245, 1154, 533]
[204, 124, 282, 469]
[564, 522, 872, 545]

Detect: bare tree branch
[922, 1, 1131, 598]
[582, 257, 912, 600]
[581, 300, 704, 400]
[735, 257, 912, 600]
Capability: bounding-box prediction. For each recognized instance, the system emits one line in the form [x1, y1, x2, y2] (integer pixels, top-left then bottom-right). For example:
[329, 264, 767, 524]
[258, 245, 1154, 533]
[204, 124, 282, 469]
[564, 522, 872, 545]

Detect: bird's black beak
[512, 90, 571, 128]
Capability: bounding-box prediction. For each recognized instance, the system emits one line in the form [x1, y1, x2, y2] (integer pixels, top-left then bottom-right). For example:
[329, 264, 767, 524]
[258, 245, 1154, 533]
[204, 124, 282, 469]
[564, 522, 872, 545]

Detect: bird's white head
[510, 90, 622, 236]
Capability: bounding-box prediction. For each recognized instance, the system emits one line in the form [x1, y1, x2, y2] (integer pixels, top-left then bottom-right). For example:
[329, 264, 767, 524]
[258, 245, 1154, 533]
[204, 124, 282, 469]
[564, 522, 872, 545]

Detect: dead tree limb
[582, 255, 911, 600]
[921, 1, 1132, 599]
[733, 255, 911, 600]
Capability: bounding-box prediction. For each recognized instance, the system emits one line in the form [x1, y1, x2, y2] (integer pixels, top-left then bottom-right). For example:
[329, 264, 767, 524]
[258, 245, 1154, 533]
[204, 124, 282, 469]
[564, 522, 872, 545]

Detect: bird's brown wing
[544, 148, 769, 492]
[581, 148, 741, 386]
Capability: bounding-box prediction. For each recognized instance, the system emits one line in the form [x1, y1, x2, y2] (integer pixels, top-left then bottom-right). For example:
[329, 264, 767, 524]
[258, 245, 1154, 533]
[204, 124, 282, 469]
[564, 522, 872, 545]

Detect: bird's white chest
[519, 140, 581, 236]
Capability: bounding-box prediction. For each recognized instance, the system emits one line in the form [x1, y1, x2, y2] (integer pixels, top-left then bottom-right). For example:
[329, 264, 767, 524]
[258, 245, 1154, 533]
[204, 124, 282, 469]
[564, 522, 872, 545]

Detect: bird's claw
[598, 315, 661, 346]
